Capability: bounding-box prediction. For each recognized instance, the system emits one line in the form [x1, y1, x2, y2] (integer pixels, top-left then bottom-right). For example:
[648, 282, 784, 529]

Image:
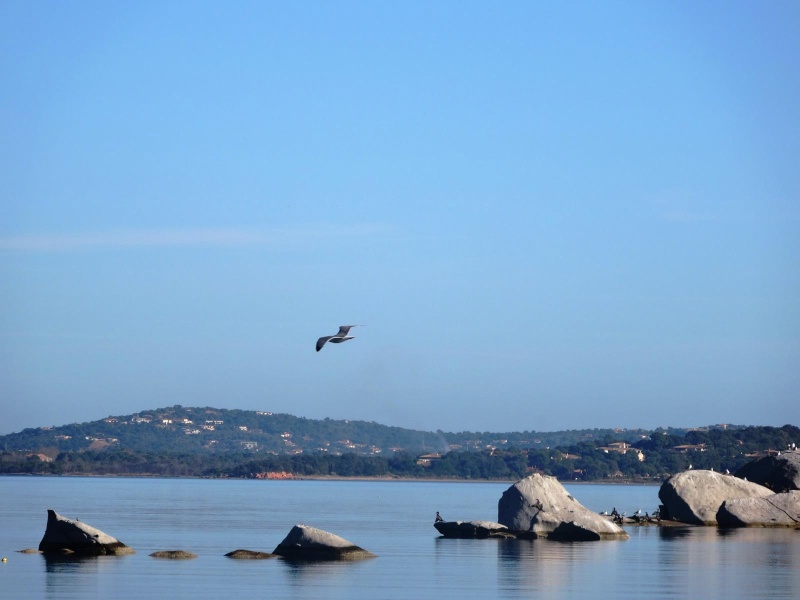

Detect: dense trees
[1, 423, 796, 481]
[1, 406, 796, 482]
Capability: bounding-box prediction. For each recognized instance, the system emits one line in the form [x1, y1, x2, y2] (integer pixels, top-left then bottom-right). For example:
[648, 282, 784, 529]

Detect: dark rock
[272, 524, 376, 561]
[434, 520, 511, 538]
[497, 473, 628, 540]
[225, 549, 277, 559]
[149, 550, 197, 559]
[734, 451, 800, 493]
[38, 510, 134, 556]
[716, 491, 800, 527]
[658, 470, 774, 525]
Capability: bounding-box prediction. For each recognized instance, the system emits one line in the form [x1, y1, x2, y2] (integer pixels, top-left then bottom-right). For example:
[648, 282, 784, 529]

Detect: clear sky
[1, 1, 798, 435]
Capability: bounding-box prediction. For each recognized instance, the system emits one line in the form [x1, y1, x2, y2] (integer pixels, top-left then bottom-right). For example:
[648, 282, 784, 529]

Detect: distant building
[416, 453, 443, 467]
[673, 444, 706, 453]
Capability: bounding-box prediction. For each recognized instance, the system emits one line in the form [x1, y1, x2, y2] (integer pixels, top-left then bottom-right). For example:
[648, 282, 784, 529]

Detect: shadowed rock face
[658, 471, 774, 525]
[272, 524, 376, 561]
[734, 451, 800, 493]
[434, 520, 511, 538]
[38, 510, 134, 556]
[497, 473, 628, 540]
[225, 549, 277, 559]
[149, 550, 197, 559]
[717, 491, 800, 528]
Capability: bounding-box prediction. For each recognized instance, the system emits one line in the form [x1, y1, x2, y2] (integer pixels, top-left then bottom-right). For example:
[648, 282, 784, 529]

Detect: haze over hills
[0, 405, 665, 456]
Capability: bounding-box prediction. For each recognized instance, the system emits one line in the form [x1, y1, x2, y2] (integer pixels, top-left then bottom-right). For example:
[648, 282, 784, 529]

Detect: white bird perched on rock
[316, 325, 362, 352]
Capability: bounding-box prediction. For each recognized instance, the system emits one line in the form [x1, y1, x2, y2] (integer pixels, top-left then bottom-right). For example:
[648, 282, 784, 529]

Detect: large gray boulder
[497, 473, 628, 540]
[38, 509, 135, 556]
[734, 451, 800, 493]
[434, 520, 510, 538]
[659, 470, 774, 525]
[716, 491, 800, 527]
[272, 524, 376, 561]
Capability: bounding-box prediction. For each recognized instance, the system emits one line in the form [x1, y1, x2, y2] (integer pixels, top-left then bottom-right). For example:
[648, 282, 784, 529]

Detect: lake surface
[0, 477, 798, 599]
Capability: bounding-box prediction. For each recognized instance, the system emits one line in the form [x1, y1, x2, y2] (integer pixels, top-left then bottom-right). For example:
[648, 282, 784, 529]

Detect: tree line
[2, 425, 796, 481]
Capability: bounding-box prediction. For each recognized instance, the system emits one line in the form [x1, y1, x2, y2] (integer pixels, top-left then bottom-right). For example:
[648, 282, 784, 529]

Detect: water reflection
[656, 526, 800, 599]
[43, 553, 121, 574]
[495, 537, 625, 598]
[43, 554, 132, 600]
[280, 557, 377, 597]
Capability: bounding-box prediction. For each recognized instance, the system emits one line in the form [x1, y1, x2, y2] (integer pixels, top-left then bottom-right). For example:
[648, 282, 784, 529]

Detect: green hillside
[0, 405, 650, 456]
[1, 405, 795, 481]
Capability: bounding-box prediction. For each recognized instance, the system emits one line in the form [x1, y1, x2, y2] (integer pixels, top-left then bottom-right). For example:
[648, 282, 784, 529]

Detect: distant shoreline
[0, 472, 662, 485]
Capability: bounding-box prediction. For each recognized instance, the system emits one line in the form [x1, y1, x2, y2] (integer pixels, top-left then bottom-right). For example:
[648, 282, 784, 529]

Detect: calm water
[0, 477, 798, 599]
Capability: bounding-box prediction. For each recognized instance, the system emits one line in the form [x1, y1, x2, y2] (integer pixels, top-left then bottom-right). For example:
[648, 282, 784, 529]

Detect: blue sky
[1, 1, 798, 435]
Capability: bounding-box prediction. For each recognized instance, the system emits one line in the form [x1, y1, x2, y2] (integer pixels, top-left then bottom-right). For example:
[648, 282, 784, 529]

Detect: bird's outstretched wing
[316, 336, 334, 352]
[337, 325, 354, 336]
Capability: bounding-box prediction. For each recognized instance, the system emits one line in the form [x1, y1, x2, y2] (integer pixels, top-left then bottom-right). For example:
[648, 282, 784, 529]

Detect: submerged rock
[272, 524, 376, 561]
[225, 549, 277, 559]
[497, 474, 628, 541]
[150, 550, 197, 559]
[716, 491, 800, 528]
[734, 451, 800, 493]
[434, 520, 511, 538]
[658, 470, 774, 525]
[38, 510, 134, 556]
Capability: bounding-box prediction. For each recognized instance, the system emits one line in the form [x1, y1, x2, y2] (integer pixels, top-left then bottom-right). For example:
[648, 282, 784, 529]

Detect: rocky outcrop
[658, 470, 774, 525]
[716, 491, 800, 528]
[272, 524, 376, 561]
[225, 549, 276, 559]
[149, 550, 197, 559]
[434, 520, 511, 538]
[497, 474, 628, 540]
[734, 451, 800, 493]
[38, 510, 134, 556]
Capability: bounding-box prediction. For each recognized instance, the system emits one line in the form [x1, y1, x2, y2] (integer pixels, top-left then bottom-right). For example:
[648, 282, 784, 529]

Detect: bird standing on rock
[316, 325, 362, 352]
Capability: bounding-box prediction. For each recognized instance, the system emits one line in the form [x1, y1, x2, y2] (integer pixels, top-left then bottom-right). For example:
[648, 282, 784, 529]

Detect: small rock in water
[225, 549, 276, 559]
[272, 524, 376, 561]
[149, 550, 198, 559]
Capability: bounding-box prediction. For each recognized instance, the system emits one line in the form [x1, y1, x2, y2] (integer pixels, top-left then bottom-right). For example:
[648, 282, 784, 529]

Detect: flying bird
[316, 325, 362, 352]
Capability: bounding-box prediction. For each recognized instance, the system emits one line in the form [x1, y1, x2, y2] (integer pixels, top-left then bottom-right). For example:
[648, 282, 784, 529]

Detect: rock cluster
[497, 473, 628, 541]
[32, 509, 375, 561]
[658, 467, 800, 528]
[658, 470, 774, 525]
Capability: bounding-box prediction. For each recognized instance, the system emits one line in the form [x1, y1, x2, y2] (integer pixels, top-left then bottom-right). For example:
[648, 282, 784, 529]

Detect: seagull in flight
[316, 325, 362, 352]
